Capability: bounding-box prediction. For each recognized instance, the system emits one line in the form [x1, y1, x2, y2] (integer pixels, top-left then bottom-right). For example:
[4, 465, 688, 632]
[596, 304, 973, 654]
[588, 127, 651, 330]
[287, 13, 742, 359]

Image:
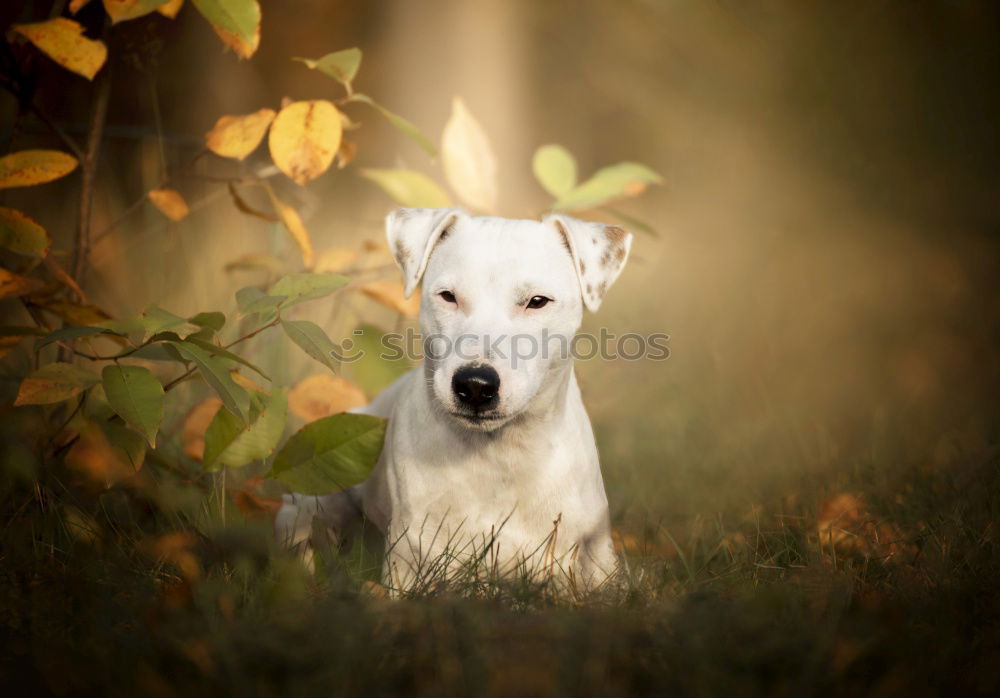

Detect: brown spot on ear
[601, 226, 627, 269]
[615, 245, 626, 264]
[604, 226, 627, 245]
[393, 239, 411, 266]
[579, 260, 586, 274]
[599, 280, 608, 297]
[586, 283, 594, 295]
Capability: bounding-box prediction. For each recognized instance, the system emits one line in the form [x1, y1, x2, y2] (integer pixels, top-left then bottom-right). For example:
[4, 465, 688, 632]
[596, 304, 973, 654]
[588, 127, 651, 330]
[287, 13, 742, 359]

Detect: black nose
[451, 365, 500, 411]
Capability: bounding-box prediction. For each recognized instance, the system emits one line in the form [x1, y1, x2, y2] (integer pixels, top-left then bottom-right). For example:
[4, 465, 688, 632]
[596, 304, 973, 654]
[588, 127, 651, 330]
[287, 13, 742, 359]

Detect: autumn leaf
[359, 169, 451, 208]
[0, 208, 51, 257]
[0, 150, 78, 189]
[0, 268, 44, 300]
[14, 362, 100, 406]
[314, 247, 359, 274]
[336, 140, 357, 169]
[268, 100, 342, 186]
[32, 298, 112, 326]
[227, 182, 279, 221]
[191, 0, 261, 59]
[66, 421, 146, 487]
[70, 0, 93, 13]
[12, 18, 107, 81]
[288, 373, 367, 422]
[102, 0, 172, 23]
[205, 108, 276, 160]
[263, 184, 314, 268]
[182, 397, 223, 460]
[441, 97, 498, 213]
[148, 188, 190, 221]
[157, 0, 184, 17]
[360, 280, 420, 317]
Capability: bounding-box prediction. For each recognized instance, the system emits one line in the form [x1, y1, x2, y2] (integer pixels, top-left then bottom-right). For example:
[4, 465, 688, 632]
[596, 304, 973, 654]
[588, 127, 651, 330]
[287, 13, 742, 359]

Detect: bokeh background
[3, 1, 1000, 694]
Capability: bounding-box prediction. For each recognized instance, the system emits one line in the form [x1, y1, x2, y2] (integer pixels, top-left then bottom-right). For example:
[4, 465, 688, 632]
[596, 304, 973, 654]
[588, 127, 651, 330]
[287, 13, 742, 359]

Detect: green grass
[2, 399, 997, 697]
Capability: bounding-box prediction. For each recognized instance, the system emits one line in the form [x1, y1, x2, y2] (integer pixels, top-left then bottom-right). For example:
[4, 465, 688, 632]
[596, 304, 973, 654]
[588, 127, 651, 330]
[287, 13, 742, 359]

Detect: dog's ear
[544, 213, 633, 312]
[385, 208, 466, 298]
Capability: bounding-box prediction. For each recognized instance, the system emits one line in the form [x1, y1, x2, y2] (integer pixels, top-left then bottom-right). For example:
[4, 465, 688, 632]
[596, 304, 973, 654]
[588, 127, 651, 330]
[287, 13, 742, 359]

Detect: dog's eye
[439, 290, 457, 304]
[526, 296, 551, 309]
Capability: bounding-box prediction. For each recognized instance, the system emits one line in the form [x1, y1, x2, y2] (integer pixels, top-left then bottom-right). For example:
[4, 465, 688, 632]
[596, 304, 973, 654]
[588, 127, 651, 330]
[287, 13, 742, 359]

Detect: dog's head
[386, 208, 632, 432]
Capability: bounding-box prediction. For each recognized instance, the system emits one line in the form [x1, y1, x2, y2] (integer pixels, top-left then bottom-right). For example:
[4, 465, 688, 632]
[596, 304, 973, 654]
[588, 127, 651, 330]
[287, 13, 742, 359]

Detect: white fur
[277, 209, 633, 592]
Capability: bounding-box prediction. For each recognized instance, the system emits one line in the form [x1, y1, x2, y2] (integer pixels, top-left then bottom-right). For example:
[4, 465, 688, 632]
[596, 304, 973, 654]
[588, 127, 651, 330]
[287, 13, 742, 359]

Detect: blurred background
[2, 0, 999, 530]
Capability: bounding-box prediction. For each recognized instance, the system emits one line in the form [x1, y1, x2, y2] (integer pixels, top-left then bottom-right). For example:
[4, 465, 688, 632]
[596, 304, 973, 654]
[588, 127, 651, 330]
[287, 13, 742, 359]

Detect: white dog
[276, 208, 633, 592]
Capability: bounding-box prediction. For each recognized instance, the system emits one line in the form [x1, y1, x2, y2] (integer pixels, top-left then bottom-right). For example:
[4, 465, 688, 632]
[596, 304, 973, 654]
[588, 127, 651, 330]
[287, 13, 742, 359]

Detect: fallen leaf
[360, 280, 420, 317]
[12, 18, 107, 80]
[0, 150, 78, 189]
[205, 108, 276, 160]
[268, 100, 342, 186]
[148, 188, 189, 221]
[441, 97, 498, 213]
[181, 397, 223, 460]
[287, 373, 367, 422]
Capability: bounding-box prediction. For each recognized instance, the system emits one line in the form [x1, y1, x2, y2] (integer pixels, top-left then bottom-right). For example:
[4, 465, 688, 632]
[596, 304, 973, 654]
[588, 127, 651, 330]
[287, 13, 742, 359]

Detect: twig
[71, 40, 112, 287]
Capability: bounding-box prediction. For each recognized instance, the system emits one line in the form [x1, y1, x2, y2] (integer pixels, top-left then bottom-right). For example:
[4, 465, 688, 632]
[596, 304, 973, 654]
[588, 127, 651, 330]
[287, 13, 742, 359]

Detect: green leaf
[170, 340, 250, 422]
[190, 0, 260, 44]
[359, 168, 451, 208]
[101, 365, 164, 446]
[0, 207, 50, 257]
[141, 305, 191, 340]
[281, 320, 339, 373]
[129, 342, 188, 362]
[208, 388, 287, 469]
[532, 144, 578, 199]
[343, 324, 411, 396]
[348, 94, 437, 157]
[598, 205, 660, 238]
[183, 336, 271, 380]
[14, 362, 100, 406]
[203, 400, 243, 470]
[268, 413, 386, 495]
[268, 273, 349, 309]
[35, 325, 120, 350]
[293, 48, 362, 91]
[235, 286, 286, 316]
[553, 162, 663, 211]
[103, 421, 147, 471]
[189, 311, 226, 332]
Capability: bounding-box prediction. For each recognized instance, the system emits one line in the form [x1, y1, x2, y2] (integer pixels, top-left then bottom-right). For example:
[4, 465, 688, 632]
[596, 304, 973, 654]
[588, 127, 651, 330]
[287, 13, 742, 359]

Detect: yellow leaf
[148, 188, 190, 221]
[33, 298, 112, 326]
[314, 247, 359, 274]
[0, 150, 78, 189]
[263, 184, 314, 268]
[230, 369, 264, 393]
[157, 0, 184, 18]
[209, 21, 259, 60]
[12, 18, 107, 81]
[102, 0, 172, 23]
[205, 108, 276, 160]
[360, 280, 420, 317]
[336, 140, 357, 169]
[0, 207, 51, 256]
[182, 397, 223, 460]
[268, 100, 342, 186]
[0, 268, 44, 300]
[441, 97, 498, 213]
[287, 374, 367, 422]
[359, 168, 451, 208]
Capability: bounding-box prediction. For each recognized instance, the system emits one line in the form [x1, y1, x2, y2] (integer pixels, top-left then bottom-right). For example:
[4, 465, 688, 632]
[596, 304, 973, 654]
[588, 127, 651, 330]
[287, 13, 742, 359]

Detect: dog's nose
[452, 365, 500, 411]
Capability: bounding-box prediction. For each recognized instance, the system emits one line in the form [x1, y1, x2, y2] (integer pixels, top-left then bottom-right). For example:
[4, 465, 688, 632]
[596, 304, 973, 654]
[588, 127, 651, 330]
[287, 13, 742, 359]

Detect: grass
[2, 398, 998, 697]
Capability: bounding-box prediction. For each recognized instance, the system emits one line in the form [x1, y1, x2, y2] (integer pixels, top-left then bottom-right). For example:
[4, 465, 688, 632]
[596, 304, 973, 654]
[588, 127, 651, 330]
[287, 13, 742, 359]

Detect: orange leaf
[314, 247, 359, 274]
[102, 0, 172, 23]
[0, 268, 44, 300]
[157, 0, 184, 18]
[148, 188, 190, 221]
[336, 140, 357, 169]
[181, 397, 223, 461]
[69, 0, 93, 13]
[0, 150, 78, 189]
[287, 373, 367, 422]
[65, 422, 144, 486]
[230, 488, 282, 518]
[205, 108, 276, 161]
[360, 280, 420, 317]
[263, 187, 314, 269]
[268, 100, 342, 186]
[12, 18, 107, 80]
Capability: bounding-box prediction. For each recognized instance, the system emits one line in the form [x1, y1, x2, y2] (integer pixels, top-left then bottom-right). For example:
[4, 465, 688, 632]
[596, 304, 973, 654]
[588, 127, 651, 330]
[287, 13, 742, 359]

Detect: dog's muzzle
[451, 364, 500, 412]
